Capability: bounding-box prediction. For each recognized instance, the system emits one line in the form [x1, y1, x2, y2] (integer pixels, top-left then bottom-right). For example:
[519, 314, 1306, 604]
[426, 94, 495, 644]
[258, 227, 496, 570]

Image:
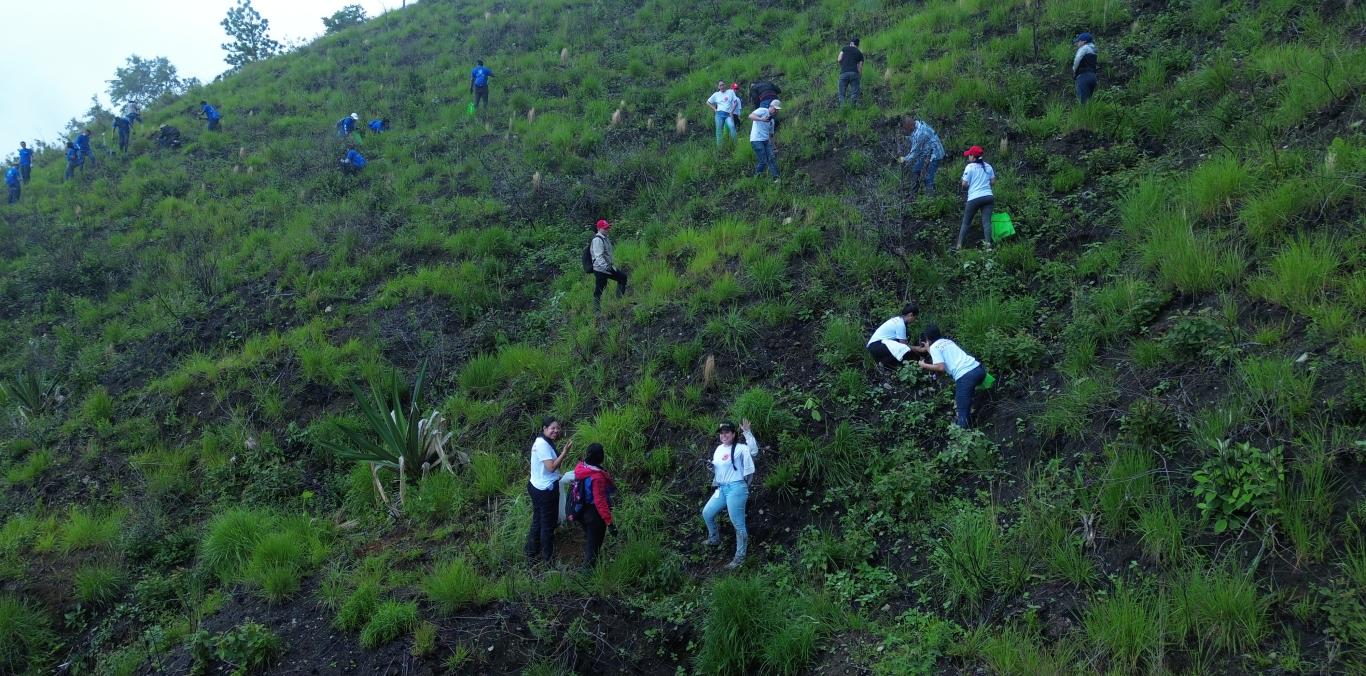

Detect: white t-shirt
[866, 316, 907, 347]
[529, 436, 560, 490]
[962, 162, 995, 201]
[929, 338, 981, 381]
[707, 90, 740, 114]
[710, 429, 759, 485]
[748, 108, 773, 142]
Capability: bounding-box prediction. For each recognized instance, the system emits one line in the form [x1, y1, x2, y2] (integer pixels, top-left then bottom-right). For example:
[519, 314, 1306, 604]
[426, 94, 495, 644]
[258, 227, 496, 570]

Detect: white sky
[2, 0, 403, 145]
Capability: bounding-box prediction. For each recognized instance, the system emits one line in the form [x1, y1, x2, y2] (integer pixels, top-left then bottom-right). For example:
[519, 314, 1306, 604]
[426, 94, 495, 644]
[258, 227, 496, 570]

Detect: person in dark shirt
[837, 38, 864, 105]
[75, 129, 95, 166]
[64, 141, 83, 181]
[156, 124, 182, 149]
[199, 101, 222, 130]
[16, 142, 33, 183]
[113, 116, 132, 153]
[5, 162, 20, 204]
[341, 144, 367, 174]
[1072, 33, 1099, 104]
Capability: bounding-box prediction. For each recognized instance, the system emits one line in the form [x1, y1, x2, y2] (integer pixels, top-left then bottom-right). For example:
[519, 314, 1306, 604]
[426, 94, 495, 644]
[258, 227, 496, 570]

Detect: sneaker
[704, 537, 721, 547]
[773, 178, 780, 183]
[724, 556, 745, 570]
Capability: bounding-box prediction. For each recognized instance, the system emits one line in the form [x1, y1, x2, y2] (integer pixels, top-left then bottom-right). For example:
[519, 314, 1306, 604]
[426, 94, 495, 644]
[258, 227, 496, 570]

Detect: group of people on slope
[704, 80, 783, 181]
[893, 115, 999, 250]
[526, 417, 758, 571]
[867, 303, 991, 429]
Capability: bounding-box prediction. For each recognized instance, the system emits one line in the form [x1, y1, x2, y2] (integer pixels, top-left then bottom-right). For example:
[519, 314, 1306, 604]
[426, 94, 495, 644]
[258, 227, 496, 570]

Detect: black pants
[959, 196, 994, 248]
[19, 165, 30, 183]
[866, 342, 903, 369]
[593, 269, 627, 305]
[579, 506, 607, 568]
[525, 481, 558, 562]
[474, 85, 489, 109]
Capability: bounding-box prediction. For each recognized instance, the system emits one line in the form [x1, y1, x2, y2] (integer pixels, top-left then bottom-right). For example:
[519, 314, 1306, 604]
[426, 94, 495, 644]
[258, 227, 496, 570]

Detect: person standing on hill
[113, 115, 132, 154]
[75, 129, 95, 167]
[526, 417, 571, 564]
[471, 60, 493, 110]
[337, 113, 359, 137]
[16, 142, 33, 183]
[1072, 33, 1098, 104]
[865, 303, 920, 369]
[570, 443, 617, 569]
[706, 80, 741, 146]
[748, 99, 781, 181]
[702, 420, 759, 569]
[590, 219, 627, 311]
[957, 145, 996, 250]
[199, 101, 222, 131]
[5, 162, 20, 204]
[897, 117, 945, 196]
[64, 141, 82, 180]
[340, 144, 367, 174]
[837, 38, 864, 105]
[909, 325, 987, 428]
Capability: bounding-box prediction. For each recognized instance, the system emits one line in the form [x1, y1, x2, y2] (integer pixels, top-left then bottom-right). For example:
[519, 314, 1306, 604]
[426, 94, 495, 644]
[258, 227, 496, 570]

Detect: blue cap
[1075, 32, 1093, 44]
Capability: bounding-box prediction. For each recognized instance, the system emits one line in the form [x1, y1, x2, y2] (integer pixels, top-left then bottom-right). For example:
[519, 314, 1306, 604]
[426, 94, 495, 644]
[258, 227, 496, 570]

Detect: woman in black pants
[525, 418, 571, 563]
[571, 443, 617, 569]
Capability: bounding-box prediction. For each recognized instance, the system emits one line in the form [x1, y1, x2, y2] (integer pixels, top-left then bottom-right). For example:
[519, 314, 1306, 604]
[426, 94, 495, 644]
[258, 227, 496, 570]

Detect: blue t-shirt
[17, 148, 32, 166]
[4, 167, 18, 186]
[345, 149, 366, 168]
[368, 119, 384, 132]
[202, 104, 221, 120]
[471, 66, 492, 87]
[339, 117, 356, 133]
[75, 134, 91, 150]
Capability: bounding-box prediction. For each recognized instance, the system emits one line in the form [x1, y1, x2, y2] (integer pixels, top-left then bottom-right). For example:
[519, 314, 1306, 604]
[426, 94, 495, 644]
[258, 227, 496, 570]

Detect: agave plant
[1, 370, 61, 420]
[317, 363, 464, 510]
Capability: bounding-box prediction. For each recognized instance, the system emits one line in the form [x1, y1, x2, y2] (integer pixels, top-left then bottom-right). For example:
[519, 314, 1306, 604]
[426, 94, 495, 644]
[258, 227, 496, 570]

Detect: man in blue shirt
[341, 144, 367, 174]
[17, 142, 33, 183]
[5, 162, 20, 204]
[470, 60, 493, 110]
[113, 116, 133, 154]
[367, 118, 389, 133]
[200, 101, 222, 130]
[897, 117, 946, 196]
[64, 141, 83, 180]
[76, 129, 95, 166]
[337, 113, 358, 137]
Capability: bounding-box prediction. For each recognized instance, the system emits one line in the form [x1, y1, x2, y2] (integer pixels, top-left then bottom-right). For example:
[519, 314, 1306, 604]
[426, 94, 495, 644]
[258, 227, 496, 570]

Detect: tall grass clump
[1173, 565, 1269, 656]
[0, 595, 55, 673]
[731, 387, 798, 439]
[1187, 154, 1252, 217]
[422, 557, 486, 614]
[818, 315, 866, 368]
[73, 564, 126, 606]
[57, 506, 125, 553]
[1083, 582, 1166, 672]
[1138, 212, 1244, 295]
[697, 575, 826, 675]
[200, 508, 274, 582]
[360, 600, 418, 648]
[1249, 235, 1339, 309]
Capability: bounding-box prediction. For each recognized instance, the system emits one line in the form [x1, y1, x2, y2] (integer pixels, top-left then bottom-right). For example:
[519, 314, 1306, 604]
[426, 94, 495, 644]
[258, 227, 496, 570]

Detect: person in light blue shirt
[76, 129, 95, 166]
[200, 101, 222, 130]
[64, 141, 83, 181]
[5, 162, 20, 204]
[470, 60, 493, 110]
[17, 142, 33, 183]
[897, 117, 945, 196]
[341, 145, 367, 174]
[958, 145, 997, 250]
[748, 99, 781, 180]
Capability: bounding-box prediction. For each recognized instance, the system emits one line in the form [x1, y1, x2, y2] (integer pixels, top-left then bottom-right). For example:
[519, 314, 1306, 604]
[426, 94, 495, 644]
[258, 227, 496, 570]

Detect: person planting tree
[526, 417, 572, 564]
[748, 99, 781, 181]
[836, 37, 864, 104]
[702, 419, 759, 569]
[340, 144, 367, 174]
[865, 303, 920, 369]
[75, 129, 95, 167]
[337, 112, 359, 137]
[64, 141, 83, 181]
[897, 117, 945, 196]
[957, 145, 996, 250]
[4, 161, 20, 204]
[909, 325, 988, 428]
[199, 100, 222, 131]
[113, 115, 132, 154]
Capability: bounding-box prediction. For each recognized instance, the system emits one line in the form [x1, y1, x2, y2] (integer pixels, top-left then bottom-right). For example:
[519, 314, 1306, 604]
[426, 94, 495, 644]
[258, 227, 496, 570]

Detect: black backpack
[750, 81, 781, 108]
[582, 233, 602, 274]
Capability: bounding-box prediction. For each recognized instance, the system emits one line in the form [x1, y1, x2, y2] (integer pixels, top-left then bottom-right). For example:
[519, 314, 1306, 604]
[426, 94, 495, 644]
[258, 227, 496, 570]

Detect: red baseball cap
[595, 219, 611, 230]
[730, 82, 739, 90]
[963, 145, 984, 157]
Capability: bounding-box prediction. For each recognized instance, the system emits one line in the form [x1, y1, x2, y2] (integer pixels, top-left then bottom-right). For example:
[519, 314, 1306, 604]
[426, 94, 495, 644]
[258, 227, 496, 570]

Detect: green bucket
[976, 372, 996, 391]
[466, 101, 477, 116]
[991, 212, 1015, 241]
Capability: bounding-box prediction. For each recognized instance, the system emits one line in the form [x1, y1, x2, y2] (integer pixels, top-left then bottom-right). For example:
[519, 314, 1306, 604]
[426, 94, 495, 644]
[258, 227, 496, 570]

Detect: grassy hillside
[2, 0, 1365, 673]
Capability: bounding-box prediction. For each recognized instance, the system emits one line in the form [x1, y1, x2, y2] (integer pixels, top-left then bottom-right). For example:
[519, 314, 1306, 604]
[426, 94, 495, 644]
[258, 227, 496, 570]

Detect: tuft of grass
[1098, 444, 1155, 535]
[359, 600, 418, 649]
[469, 452, 509, 499]
[1238, 356, 1315, 425]
[335, 580, 379, 632]
[1173, 565, 1269, 656]
[1249, 235, 1339, 309]
[57, 506, 125, 553]
[200, 508, 273, 582]
[731, 387, 798, 440]
[0, 595, 56, 674]
[818, 315, 866, 368]
[1187, 154, 1251, 218]
[1138, 212, 1244, 295]
[1083, 582, 1166, 673]
[575, 405, 650, 470]
[697, 575, 826, 675]
[1137, 496, 1187, 566]
[73, 564, 126, 606]
[422, 557, 485, 614]
[1035, 375, 1117, 439]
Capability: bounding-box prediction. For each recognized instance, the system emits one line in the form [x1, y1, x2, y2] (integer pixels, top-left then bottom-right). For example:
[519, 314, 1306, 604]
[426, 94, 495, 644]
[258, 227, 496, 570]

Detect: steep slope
[1, 0, 1365, 673]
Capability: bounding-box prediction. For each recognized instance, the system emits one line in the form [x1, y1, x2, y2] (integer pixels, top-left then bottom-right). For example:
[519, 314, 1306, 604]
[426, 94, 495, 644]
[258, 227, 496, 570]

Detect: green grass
[57, 506, 125, 553]
[1174, 565, 1269, 656]
[1249, 235, 1340, 309]
[0, 595, 55, 673]
[73, 563, 126, 605]
[200, 508, 273, 582]
[422, 557, 485, 613]
[359, 600, 418, 649]
[1083, 582, 1166, 672]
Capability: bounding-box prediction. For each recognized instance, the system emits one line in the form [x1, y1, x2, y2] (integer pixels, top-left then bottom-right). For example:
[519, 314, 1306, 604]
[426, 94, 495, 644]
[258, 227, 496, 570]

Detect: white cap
[768, 99, 782, 110]
[350, 112, 359, 120]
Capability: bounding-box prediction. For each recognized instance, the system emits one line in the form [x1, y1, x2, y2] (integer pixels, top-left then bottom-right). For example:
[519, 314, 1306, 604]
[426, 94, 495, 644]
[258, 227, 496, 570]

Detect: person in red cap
[958, 145, 996, 250]
[589, 219, 627, 310]
[706, 80, 742, 146]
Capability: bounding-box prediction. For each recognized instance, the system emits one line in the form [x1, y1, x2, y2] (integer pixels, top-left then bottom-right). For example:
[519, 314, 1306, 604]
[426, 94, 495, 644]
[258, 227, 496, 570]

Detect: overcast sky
[2, 0, 403, 146]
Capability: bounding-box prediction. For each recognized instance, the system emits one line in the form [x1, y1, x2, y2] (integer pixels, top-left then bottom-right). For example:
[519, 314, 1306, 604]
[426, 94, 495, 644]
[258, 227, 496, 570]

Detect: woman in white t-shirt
[910, 325, 987, 428]
[865, 302, 920, 369]
[958, 145, 997, 250]
[525, 417, 571, 563]
[705, 80, 741, 145]
[701, 419, 759, 569]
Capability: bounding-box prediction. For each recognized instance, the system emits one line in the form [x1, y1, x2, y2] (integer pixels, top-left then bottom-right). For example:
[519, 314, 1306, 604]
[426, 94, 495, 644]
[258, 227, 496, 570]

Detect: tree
[322, 5, 368, 34]
[107, 55, 186, 108]
[220, 0, 280, 69]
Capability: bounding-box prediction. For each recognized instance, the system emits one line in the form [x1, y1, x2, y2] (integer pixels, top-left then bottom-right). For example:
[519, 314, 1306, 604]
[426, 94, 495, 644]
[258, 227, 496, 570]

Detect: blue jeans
[838, 71, 861, 103]
[955, 365, 987, 428]
[117, 128, 129, 152]
[703, 480, 749, 559]
[909, 155, 940, 194]
[714, 111, 736, 145]
[1076, 72, 1097, 104]
[6, 184, 18, 204]
[81, 148, 95, 166]
[751, 141, 778, 178]
[207, 118, 220, 131]
[65, 162, 79, 180]
[19, 165, 30, 183]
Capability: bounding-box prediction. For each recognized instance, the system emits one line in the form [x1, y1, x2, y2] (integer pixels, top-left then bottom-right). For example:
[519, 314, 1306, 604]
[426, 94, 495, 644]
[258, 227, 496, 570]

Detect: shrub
[0, 595, 55, 673]
[1192, 440, 1284, 534]
[360, 600, 418, 648]
[214, 621, 281, 674]
[423, 557, 485, 614]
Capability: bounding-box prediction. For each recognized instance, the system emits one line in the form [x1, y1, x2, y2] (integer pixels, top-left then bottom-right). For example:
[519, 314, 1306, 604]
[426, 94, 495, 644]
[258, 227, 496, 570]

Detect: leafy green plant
[938, 426, 998, 474]
[0, 371, 59, 419]
[1191, 440, 1284, 534]
[214, 621, 282, 675]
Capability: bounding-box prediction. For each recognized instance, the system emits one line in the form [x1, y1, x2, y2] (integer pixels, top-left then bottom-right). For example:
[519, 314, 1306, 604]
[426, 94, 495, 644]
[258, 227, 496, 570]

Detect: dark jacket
[572, 461, 616, 525]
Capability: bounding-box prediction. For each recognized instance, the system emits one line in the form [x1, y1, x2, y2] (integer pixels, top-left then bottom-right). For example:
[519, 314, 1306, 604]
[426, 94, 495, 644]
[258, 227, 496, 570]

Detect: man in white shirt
[526, 417, 571, 563]
[865, 302, 919, 369]
[706, 80, 741, 146]
[748, 99, 781, 180]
